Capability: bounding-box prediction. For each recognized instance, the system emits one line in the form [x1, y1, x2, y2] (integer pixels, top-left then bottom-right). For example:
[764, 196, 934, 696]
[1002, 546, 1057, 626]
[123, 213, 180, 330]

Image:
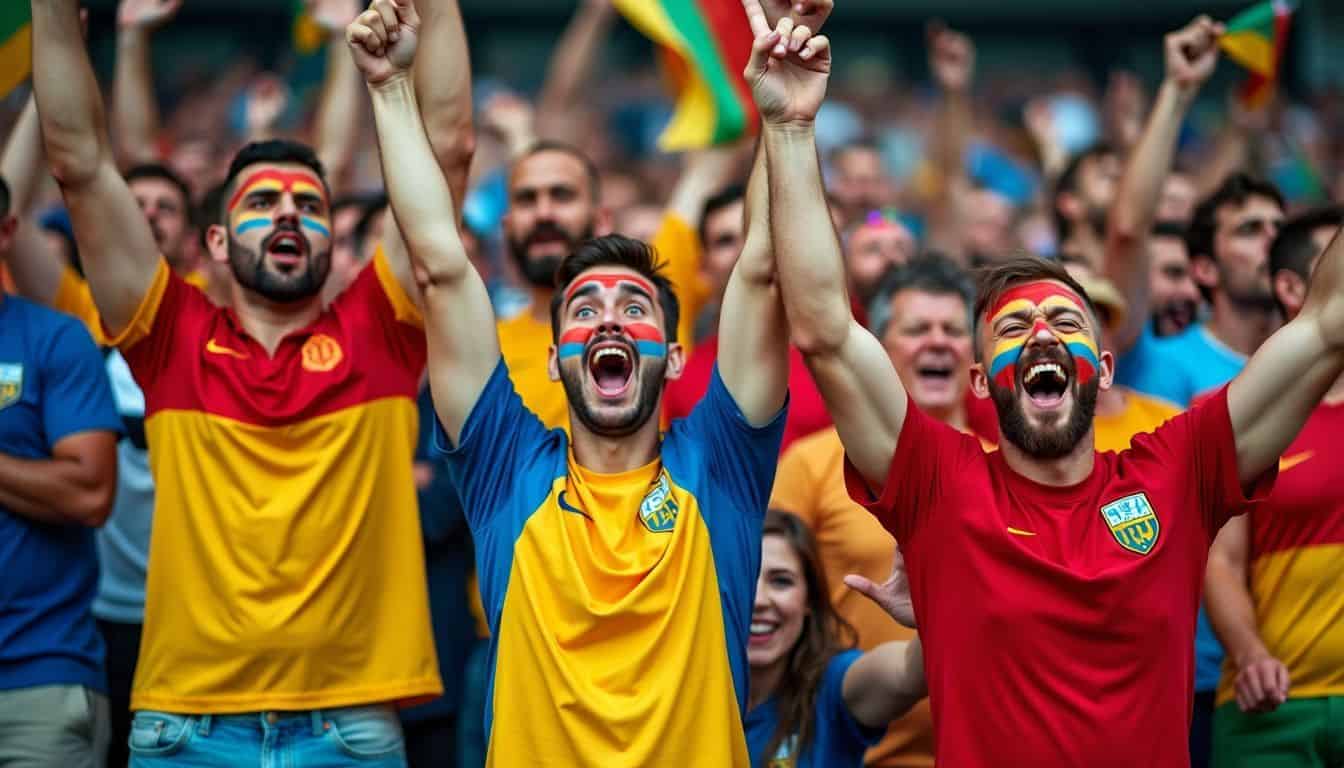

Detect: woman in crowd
[747, 511, 926, 767]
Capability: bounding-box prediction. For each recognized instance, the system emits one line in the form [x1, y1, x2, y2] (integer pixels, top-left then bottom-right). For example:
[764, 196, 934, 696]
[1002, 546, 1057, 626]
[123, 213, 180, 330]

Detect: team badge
[0, 364, 22, 410]
[638, 471, 679, 533]
[1100, 492, 1160, 555]
[301, 334, 344, 372]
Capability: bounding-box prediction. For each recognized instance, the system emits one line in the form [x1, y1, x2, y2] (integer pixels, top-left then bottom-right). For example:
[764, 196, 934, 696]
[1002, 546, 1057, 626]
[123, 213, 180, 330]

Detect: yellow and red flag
[0, 4, 32, 98]
[1218, 0, 1294, 108]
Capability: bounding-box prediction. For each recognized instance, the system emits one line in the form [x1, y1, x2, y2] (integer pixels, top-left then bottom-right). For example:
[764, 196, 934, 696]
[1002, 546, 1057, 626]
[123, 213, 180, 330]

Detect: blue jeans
[128, 706, 406, 767]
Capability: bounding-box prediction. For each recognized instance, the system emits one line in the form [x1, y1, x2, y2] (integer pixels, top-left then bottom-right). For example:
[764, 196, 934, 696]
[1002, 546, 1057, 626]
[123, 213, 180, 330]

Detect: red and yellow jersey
[1217, 400, 1344, 706]
[438, 362, 785, 765]
[112, 252, 441, 713]
[1093, 388, 1181, 454]
[55, 265, 215, 346]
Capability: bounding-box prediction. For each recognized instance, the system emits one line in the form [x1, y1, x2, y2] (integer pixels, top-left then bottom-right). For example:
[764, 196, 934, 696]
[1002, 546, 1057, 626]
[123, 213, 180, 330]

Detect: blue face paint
[301, 216, 330, 238]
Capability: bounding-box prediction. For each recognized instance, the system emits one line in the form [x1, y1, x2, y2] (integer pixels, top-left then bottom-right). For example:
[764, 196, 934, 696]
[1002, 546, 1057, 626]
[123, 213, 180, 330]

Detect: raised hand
[117, 0, 183, 31]
[244, 75, 291, 136]
[1165, 15, 1224, 92]
[928, 22, 974, 93]
[1233, 653, 1290, 713]
[843, 547, 915, 629]
[304, 0, 363, 34]
[759, 0, 834, 34]
[346, 0, 421, 86]
[742, 0, 832, 126]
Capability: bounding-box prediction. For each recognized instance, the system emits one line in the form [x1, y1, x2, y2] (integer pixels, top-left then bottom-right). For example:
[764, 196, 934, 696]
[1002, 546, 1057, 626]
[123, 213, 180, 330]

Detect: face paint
[986, 281, 1099, 389]
[227, 169, 330, 237]
[563, 272, 657, 303]
[558, 327, 593, 360]
[556, 322, 666, 360]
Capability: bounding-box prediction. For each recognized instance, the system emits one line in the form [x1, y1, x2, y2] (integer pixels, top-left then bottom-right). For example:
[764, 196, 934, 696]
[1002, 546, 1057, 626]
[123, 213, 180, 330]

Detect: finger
[373, 0, 400, 41]
[842, 573, 876, 595]
[741, 0, 771, 38]
[362, 9, 389, 52]
[346, 23, 375, 52]
[744, 28, 781, 80]
[393, 0, 421, 30]
[1274, 664, 1290, 699]
[772, 17, 794, 57]
[799, 33, 828, 61]
[1244, 668, 1266, 708]
[789, 24, 811, 53]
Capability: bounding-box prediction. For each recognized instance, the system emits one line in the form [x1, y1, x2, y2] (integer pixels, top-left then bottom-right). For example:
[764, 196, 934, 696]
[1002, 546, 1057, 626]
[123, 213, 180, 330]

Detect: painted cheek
[988, 337, 1027, 390]
[232, 211, 271, 236]
[626, 322, 666, 358]
[558, 327, 593, 360]
[300, 216, 331, 239]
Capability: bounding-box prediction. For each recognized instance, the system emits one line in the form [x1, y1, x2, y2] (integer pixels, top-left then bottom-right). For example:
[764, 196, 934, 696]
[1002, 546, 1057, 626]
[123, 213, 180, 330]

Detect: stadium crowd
[1, 0, 1342, 766]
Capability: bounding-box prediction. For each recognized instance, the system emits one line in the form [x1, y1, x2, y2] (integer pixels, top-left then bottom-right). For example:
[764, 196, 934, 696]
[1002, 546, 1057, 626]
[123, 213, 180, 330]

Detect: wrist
[1231, 642, 1271, 669]
[1159, 77, 1199, 109]
[366, 71, 414, 93]
[761, 119, 817, 136]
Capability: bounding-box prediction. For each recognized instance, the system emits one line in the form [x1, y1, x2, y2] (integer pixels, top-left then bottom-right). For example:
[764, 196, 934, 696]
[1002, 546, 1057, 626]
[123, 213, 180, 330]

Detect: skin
[1158, 172, 1197, 222]
[328, 202, 367, 289]
[503, 149, 609, 293]
[748, 534, 809, 676]
[829, 145, 888, 222]
[1148, 235, 1200, 337]
[880, 290, 972, 429]
[961, 187, 1015, 262]
[1194, 195, 1285, 310]
[700, 199, 745, 302]
[129, 176, 191, 267]
[845, 220, 916, 301]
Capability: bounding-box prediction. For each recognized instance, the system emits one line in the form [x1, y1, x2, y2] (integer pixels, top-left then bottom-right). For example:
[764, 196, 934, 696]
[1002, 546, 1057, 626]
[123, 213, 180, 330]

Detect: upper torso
[744, 651, 883, 768]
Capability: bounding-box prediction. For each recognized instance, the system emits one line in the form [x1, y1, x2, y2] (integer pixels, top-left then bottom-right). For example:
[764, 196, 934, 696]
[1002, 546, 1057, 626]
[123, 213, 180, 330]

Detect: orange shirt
[1093, 389, 1181, 454]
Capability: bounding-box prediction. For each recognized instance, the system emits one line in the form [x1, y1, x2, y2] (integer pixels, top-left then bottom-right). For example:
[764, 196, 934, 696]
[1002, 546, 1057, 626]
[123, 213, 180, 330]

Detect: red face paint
[226, 168, 328, 214]
[562, 272, 658, 304]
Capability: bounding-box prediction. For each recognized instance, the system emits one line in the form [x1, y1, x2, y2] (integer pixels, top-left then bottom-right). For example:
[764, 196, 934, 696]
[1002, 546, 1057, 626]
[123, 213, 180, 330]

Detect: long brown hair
[759, 510, 858, 763]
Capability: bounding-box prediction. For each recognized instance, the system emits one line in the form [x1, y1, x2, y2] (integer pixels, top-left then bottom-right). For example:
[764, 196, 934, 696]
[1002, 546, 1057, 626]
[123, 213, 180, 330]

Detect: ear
[206, 224, 230, 264]
[547, 345, 560, 382]
[1190, 254, 1219, 291]
[0, 214, 17, 252]
[969, 362, 991, 400]
[662, 342, 686, 381]
[593, 206, 614, 237]
[1273, 269, 1306, 321]
[1096, 348, 1115, 392]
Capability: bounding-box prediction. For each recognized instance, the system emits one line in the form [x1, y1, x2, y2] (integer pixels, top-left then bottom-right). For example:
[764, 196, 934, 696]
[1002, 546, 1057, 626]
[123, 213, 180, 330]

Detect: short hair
[1151, 219, 1188, 240]
[1269, 205, 1344, 281]
[698, 183, 746, 246]
[196, 181, 228, 248]
[0, 175, 11, 218]
[549, 234, 680, 344]
[220, 140, 329, 219]
[124, 163, 193, 212]
[517, 140, 601, 202]
[1186, 173, 1284, 302]
[1052, 143, 1115, 242]
[353, 192, 390, 256]
[828, 138, 882, 166]
[972, 255, 1098, 362]
[867, 252, 974, 338]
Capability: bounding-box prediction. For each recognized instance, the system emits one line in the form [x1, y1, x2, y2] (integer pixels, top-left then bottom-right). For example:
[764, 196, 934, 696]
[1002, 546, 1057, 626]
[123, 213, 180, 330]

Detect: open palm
[742, 0, 832, 126]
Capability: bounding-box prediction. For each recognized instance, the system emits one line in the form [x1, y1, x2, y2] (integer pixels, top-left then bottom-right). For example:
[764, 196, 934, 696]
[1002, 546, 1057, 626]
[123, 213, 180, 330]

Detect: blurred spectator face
[360, 207, 388, 263]
[130, 177, 191, 263]
[615, 204, 663, 243]
[330, 202, 365, 280]
[1148, 235, 1199, 336]
[748, 532, 808, 672]
[600, 170, 644, 215]
[846, 215, 916, 301]
[505, 149, 604, 289]
[829, 145, 889, 221]
[41, 230, 77, 269]
[1195, 195, 1284, 309]
[700, 198, 744, 301]
[1057, 151, 1119, 240]
[963, 188, 1016, 263]
[1158, 173, 1196, 223]
[169, 138, 214, 200]
[880, 289, 972, 417]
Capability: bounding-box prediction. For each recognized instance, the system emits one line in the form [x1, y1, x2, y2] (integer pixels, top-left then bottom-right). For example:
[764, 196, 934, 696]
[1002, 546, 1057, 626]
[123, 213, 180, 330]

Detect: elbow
[71, 483, 115, 527]
[43, 135, 105, 190]
[429, 123, 477, 178]
[791, 317, 850, 359]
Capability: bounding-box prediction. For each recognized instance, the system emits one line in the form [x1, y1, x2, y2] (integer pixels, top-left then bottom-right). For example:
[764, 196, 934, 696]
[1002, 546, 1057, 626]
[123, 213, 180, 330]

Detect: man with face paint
[353, 1, 791, 763]
[753, 10, 1344, 767]
[29, 0, 493, 762]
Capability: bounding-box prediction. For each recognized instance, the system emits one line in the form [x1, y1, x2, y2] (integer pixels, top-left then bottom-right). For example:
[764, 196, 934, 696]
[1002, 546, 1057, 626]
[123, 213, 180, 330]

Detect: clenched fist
[346, 0, 421, 86]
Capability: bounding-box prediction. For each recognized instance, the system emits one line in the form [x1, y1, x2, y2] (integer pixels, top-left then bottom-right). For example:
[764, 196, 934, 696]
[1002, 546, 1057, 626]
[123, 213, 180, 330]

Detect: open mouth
[266, 232, 308, 269]
[915, 364, 954, 383]
[587, 342, 635, 397]
[749, 620, 778, 647]
[1022, 361, 1069, 408]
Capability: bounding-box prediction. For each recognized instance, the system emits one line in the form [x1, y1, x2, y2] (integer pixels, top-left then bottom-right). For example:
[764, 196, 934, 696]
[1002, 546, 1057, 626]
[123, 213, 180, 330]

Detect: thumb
[842, 573, 879, 600]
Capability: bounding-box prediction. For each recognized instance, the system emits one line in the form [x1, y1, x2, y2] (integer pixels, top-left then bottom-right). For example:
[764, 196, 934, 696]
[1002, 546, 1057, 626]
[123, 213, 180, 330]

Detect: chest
[1251, 413, 1344, 559]
[0, 342, 48, 457]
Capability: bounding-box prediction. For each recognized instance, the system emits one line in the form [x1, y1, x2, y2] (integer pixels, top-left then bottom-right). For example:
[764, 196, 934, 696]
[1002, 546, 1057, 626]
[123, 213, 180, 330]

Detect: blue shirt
[0, 295, 121, 692]
[1117, 322, 1247, 691]
[746, 650, 884, 768]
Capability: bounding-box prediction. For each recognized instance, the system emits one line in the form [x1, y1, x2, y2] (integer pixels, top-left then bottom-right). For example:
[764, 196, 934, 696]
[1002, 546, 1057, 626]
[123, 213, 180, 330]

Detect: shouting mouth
[1022, 360, 1070, 409]
[587, 341, 635, 397]
[266, 231, 308, 270]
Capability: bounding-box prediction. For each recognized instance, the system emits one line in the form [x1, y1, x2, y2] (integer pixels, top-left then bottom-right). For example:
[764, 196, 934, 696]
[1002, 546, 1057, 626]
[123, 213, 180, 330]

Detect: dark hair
[196, 181, 228, 248]
[758, 510, 858, 766]
[0, 175, 10, 218]
[353, 192, 390, 257]
[698, 183, 746, 246]
[548, 235, 680, 344]
[518, 140, 601, 202]
[828, 137, 882, 166]
[1151, 219, 1188, 240]
[124, 163, 193, 214]
[1052, 143, 1115, 242]
[1270, 206, 1343, 281]
[867, 252, 974, 338]
[1186, 173, 1284, 303]
[972, 255, 1098, 361]
[220, 140, 329, 219]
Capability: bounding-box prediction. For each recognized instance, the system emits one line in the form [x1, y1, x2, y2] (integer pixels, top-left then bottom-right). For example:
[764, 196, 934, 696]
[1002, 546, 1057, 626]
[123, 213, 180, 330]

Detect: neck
[925, 403, 968, 433]
[1208, 293, 1280, 356]
[229, 285, 323, 355]
[529, 286, 554, 325]
[166, 250, 202, 277]
[568, 409, 662, 473]
[748, 659, 786, 711]
[1095, 386, 1127, 417]
[1325, 373, 1344, 405]
[998, 427, 1096, 487]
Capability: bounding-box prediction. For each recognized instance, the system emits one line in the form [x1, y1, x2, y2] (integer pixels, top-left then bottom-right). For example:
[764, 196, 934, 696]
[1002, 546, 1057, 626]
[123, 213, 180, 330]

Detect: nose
[752, 575, 770, 610]
[1026, 320, 1058, 350]
[275, 193, 300, 222]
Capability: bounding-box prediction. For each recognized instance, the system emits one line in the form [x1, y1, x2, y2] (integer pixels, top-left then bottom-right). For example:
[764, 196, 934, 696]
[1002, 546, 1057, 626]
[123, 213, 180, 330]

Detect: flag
[613, 0, 757, 150]
[1218, 0, 1293, 108]
[0, 4, 32, 98]
[293, 0, 325, 56]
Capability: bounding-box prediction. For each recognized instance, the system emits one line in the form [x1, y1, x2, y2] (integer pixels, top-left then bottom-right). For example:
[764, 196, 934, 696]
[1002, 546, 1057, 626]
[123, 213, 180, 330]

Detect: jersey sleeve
[822, 650, 887, 752]
[110, 261, 213, 391]
[843, 402, 972, 545]
[40, 319, 123, 443]
[433, 358, 556, 530]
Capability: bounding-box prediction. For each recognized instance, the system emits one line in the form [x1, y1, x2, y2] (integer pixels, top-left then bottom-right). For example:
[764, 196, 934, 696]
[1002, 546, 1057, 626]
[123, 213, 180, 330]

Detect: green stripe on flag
[0, 4, 31, 99]
[661, 0, 748, 145]
[0, 4, 30, 41]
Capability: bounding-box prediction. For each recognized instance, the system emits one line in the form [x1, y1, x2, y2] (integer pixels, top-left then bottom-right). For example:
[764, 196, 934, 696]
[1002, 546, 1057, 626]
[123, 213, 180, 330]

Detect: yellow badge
[301, 334, 344, 373]
[0, 363, 21, 410]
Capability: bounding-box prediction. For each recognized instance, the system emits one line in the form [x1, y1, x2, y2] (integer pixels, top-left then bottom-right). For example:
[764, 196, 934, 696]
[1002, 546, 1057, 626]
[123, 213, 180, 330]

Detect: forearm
[4, 223, 66, 305]
[413, 0, 475, 209]
[844, 637, 927, 728]
[1, 97, 47, 212]
[536, 2, 613, 137]
[112, 26, 163, 167]
[315, 35, 363, 191]
[32, 0, 114, 186]
[0, 452, 112, 527]
[1205, 557, 1268, 667]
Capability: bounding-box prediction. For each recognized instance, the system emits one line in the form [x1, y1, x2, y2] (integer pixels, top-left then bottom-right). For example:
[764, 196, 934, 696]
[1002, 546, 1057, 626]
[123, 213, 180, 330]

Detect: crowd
[1, 0, 1342, 766]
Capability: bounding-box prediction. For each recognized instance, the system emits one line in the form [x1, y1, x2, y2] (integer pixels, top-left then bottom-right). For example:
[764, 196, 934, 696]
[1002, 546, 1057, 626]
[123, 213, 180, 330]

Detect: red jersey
[845, 387, 1275, 767]
[663, 334, 830, 452]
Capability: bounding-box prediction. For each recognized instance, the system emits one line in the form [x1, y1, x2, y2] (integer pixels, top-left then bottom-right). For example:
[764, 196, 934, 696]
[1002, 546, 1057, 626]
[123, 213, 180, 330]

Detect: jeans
[0, 684, 110, 768]
[128, 706, 406, 767]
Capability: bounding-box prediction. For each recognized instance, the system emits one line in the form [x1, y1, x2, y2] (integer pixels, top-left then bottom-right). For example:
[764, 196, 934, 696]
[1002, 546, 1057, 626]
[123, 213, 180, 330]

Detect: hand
[928, 22, 974, 93]
[1104, 70, 1146, 148]
[244, 75, 291, 135]
[1234, 653, 1289, 713]
[1164, 16, 1224, 93]
[759, 0, 834, 34]
[742, 0, 832, 126]
[117, 0, 183, 31]
[303, 0, 362, 34]
[843, 547, 915, 629]
[346, 0, 421, 86]
[482, 93, 536, 142]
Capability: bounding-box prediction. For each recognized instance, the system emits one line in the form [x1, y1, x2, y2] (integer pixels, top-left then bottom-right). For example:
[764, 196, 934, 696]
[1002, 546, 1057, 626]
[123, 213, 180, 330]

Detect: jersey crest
[1100, 492, 1161, 555]
[0, 363, 22, 410]
[638, 470, 679, 533]
[766, 734, 798, 767]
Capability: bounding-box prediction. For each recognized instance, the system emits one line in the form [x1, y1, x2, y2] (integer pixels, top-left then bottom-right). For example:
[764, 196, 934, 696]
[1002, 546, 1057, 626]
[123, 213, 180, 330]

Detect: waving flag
[1218, 0, 1294, 108]
[0, 4, 31, 98]
[293, 0, 325, 55]
[613, 0, 757, 150]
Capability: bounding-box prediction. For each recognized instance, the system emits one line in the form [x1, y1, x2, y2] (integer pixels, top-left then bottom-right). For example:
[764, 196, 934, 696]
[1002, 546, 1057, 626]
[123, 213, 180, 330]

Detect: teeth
[750, 622, 776, 635]
[594, 348, 629, 362]
[1025, 363, 1064, 384]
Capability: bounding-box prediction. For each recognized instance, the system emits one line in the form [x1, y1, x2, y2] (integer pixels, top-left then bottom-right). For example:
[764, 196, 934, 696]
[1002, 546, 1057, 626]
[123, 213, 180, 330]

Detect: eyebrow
[566, 284, 600, 306]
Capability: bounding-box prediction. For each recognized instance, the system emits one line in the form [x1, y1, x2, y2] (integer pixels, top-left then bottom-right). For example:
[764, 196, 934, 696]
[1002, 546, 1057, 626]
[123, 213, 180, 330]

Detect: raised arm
[111, 0, 181, 167]
[32, 0, 161, 335]
[1104, 17, 1220, 355]
[1, 94, 64, 305]
[413, 0, 475, 212]
[1227, 224, 1344, 484]
[350, 0, 498, 442]
[536, 0, 614, 145]
[745, 0, 906, 487]
[306, 0, 365, 191]
[922, 23, 975, 261]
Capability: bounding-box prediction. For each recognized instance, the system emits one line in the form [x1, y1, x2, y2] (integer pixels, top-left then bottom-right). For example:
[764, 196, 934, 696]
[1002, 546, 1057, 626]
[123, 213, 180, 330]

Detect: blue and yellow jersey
[438, 361, 785, 766]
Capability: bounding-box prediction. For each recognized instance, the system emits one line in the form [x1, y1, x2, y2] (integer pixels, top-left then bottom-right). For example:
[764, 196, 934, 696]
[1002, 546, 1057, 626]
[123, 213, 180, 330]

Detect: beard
[558, 350, 665, 438]
[1151, 299, 1198, 337]
[1221, 265, 1279, 313]
[989, 368, 1099, 460]
[508, 220, 594, 288]
[228, 227, 330, 303]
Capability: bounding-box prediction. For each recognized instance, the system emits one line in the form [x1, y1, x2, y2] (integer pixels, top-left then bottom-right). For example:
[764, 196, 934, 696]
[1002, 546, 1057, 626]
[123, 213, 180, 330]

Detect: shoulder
[9, 297, 100, 352]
